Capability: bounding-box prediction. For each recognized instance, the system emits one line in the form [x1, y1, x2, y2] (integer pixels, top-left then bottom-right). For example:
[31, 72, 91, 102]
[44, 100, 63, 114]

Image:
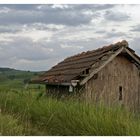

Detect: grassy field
[0, 88, 140, 136]
[0, 68, 139, 136]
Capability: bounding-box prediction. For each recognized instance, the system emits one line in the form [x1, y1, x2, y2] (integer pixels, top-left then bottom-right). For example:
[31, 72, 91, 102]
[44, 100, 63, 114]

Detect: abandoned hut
[32, 40, 140, 110]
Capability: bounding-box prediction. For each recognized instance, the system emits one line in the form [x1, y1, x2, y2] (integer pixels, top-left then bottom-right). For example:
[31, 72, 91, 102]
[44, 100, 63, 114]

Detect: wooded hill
[0, 67, 42, 88]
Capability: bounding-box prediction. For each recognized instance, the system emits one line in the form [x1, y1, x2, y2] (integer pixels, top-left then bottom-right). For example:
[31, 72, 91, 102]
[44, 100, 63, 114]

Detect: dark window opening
[86, 69, 89, 74]
[82, 71, 85, 75]
[119, 86, 123, 100]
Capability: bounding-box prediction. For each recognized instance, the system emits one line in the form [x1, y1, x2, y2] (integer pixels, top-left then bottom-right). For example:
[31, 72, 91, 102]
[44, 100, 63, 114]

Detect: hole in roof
[82, 68, 89, 75]
[93, 73, 98, 80]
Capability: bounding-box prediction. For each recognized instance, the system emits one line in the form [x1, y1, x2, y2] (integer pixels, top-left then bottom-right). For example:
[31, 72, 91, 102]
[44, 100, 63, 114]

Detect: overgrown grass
[0, 113, 24, 136]
[0, 89, 139, 136]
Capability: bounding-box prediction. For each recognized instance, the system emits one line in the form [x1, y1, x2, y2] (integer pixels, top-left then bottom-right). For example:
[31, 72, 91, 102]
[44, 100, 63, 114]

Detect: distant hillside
[0, 67, 42, 88]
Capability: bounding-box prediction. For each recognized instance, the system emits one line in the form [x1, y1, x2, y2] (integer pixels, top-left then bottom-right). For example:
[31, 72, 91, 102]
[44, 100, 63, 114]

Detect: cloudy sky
[0, 4, 140, 71]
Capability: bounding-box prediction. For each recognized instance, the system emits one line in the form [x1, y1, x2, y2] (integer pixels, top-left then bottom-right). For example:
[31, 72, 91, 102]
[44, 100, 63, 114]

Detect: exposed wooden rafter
[80, 47, 140, 85]
[80, 47, 125, 85]
[124, 48, 140, 65]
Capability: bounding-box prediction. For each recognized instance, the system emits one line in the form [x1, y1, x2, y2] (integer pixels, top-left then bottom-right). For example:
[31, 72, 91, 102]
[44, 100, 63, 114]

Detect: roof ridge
[63, 40, 128, 61]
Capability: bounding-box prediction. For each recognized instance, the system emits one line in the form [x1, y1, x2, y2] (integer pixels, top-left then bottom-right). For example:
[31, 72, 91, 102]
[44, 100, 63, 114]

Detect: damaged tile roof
[31, 40, 139, 85]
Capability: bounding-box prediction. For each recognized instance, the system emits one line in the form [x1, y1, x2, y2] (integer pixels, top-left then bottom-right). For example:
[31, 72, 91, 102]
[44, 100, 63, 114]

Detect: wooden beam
[46, 82, 71, 86]
[124, 48, 140, 65]
[80, 47, 124, 85]
[30, 81, 71, 86]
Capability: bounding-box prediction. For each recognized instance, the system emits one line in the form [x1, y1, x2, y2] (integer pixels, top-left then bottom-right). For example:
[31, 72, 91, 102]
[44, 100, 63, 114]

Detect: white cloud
[61, 44, 84, 49]
[0, 7, 11, 13]
[51, 4, 69, 9]
[0, 27, 55, 42]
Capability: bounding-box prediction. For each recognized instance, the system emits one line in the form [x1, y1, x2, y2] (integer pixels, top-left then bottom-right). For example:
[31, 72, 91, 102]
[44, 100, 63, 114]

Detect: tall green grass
[0, 113, 24, 135]
[0, 89, 139, 136]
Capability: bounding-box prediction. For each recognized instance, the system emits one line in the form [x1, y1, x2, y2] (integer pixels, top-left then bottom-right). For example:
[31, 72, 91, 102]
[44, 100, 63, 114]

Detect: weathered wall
[45, 84, 82, 99]
[46, 85, 69, 98]
[85, 55, 140, 111]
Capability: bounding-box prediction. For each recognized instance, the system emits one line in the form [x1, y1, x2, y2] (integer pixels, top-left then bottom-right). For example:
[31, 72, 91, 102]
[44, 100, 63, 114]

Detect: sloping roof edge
[80, 46, 140, 85]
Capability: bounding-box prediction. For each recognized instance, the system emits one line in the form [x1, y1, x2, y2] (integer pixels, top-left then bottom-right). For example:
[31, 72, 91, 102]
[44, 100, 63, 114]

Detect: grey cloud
[0, 4, 38, 10]
[95, 30, 106, 34]
[0, 5, 92, 26]
[64, 39, 109, 51]
[105, 32, 126, 38]
[0, 4, 116, 27]
[72, 4, 115, 11]
[104, 10, 130, 22]
[130, 25, 140, 32]
[0, 4, 115, 11]
[0, 25, 22, 33]
[129, 38, 140, 55]
[0, 37, 55, 61]
[28, 23, 64, 31]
